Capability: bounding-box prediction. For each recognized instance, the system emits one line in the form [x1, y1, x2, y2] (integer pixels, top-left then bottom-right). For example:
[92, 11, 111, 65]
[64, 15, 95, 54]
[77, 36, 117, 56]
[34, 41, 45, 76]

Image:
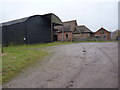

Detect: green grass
[2, 42, 74, 84]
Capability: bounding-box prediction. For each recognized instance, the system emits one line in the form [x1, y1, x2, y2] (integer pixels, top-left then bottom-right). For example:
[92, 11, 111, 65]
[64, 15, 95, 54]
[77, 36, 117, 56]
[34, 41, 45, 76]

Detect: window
[103, 35, 107, 38]
[66, 34, 68, 38]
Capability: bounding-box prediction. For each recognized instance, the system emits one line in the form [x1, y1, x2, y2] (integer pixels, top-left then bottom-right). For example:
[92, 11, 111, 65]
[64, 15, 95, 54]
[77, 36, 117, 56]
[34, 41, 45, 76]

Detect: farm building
[73, 25, 94, 41]
[94, 27, 111, 40]
[111, 30, 120, 41]
[54, 20, 77, 42]
[1, 13, 62, 46]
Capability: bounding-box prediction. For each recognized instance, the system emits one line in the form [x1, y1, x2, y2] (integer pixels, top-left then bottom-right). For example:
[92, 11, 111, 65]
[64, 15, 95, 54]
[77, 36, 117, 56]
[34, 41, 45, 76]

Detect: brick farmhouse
[94, 27, 111, 40]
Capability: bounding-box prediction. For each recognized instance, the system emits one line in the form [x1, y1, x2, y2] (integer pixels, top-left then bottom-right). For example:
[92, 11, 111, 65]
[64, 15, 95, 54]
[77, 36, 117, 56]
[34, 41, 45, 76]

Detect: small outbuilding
[1, 13, 62, 46]
[111, 30, 120, 41]
[73, 25, 94, 41]
[94, 27, 111, 40]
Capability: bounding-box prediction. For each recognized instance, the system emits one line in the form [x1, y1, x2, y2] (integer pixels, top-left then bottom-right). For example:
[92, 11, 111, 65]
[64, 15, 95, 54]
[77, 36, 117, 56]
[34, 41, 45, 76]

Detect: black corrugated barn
[1, 13, 62, 46]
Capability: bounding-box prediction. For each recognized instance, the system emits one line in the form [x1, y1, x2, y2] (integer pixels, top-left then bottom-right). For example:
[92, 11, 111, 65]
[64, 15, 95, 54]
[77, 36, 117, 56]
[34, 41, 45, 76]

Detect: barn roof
[94, 27, 111, 33]
[74, 25, 93, 34]
[1, 13, 62, 27]
[54, 20, 77, 32]
[63, 20, 77, 31]
[43, 13, 62, 26]
[1, 17, 29, 26]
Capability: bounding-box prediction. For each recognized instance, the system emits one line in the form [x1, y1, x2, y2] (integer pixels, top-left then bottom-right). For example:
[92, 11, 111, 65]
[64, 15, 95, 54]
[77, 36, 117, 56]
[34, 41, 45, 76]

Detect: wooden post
[62, 26, 64, 42]
[51, 15, 53, 42]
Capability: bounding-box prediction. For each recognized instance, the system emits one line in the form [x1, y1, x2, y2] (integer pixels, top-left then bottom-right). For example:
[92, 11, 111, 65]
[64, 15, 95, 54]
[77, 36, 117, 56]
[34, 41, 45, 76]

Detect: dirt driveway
[3, 42, 118, 88]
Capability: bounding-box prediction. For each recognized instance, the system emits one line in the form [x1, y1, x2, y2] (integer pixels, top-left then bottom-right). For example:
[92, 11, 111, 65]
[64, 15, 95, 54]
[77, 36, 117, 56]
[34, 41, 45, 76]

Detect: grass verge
[2, 42, 74, 84]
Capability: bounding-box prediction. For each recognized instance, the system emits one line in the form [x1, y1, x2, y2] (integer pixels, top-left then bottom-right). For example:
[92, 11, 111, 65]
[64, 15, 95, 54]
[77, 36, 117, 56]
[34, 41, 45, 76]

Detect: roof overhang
[43, 13, 63, 26]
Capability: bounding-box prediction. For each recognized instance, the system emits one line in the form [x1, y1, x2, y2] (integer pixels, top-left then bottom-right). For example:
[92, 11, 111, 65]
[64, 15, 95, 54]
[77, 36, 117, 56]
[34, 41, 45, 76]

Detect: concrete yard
[3, 42, 118, 88]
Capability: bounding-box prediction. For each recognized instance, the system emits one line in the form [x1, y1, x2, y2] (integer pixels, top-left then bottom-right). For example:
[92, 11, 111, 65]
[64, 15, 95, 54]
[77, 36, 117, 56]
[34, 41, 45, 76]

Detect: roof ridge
[63, 20, 76, 23]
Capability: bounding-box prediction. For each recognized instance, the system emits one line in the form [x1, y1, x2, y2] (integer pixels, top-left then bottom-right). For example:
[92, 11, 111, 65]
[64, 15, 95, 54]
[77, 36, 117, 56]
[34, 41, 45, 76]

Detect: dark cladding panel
[2, 26, 7, 46]
[26, 16, 51, 44]
[4, 22, 25, 45]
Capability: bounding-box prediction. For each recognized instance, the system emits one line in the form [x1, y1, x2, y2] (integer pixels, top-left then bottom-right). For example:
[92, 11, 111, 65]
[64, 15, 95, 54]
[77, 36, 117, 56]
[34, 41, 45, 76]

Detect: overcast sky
[0, 0, 119, 32]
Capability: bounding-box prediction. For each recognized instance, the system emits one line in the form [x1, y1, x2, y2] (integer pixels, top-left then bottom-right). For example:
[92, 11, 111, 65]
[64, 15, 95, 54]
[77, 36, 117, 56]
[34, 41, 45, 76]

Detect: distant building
[111, 30, 120, 41]
[73, 25, 94, 41]
[54, 20, 77, 42]
[1, 13, 62, 46]
[94, 27, 111, 40]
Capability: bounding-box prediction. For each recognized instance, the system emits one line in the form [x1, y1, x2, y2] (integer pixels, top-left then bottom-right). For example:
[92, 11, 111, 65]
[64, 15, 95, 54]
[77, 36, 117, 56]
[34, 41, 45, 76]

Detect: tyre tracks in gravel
[65, 43, 102, 88]
[98, 47, 117, 68]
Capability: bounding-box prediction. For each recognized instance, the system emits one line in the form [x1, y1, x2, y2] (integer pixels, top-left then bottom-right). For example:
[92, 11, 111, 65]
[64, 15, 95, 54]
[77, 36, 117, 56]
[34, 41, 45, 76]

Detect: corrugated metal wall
[2, 16, 52, 46]
[2, 22, 26, 46]
[26, 16, 51, 44]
